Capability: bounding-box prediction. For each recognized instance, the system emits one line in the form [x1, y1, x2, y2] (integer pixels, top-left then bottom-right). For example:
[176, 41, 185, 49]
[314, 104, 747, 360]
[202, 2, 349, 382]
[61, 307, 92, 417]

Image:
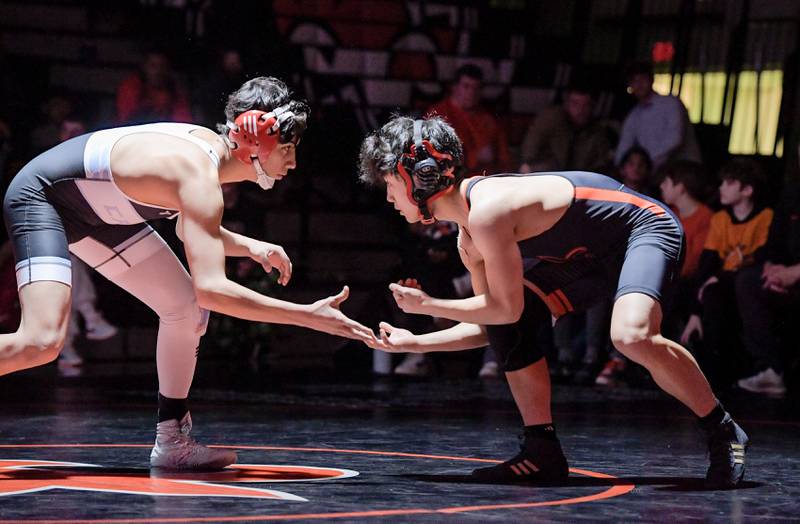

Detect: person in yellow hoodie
[681, 159, 773, 388]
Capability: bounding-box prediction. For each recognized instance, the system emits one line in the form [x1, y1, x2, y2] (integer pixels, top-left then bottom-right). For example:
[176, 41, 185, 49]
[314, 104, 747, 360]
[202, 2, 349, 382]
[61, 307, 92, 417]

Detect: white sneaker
[478, 361, 499, 378]
[394, 353, 430, 376]
[150, 412, 237, 470]
[84, 317, 118, 341]
[58, 344, 83, 367]
[737, 368, 786, 397]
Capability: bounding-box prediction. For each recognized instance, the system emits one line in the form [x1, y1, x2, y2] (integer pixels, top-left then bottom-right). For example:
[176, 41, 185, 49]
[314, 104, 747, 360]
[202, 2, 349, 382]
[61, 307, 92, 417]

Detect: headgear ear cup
[226, 110, 280, 165]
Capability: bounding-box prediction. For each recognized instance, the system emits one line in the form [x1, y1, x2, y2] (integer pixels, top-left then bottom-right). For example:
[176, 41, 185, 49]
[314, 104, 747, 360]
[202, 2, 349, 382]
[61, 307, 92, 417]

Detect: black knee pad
[487, 291, 554, 372]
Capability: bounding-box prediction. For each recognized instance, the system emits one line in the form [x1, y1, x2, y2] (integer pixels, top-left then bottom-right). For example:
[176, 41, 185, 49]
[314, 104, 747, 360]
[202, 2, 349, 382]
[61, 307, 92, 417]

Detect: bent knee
[159, 298, 209, 336]
[610, 322, 652, 354]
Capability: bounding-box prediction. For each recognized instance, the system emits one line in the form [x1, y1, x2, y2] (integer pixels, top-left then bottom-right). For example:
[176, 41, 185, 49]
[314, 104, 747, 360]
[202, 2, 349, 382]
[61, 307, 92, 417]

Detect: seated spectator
[519, 81, 612, 173]
[194, 47, 248, 128]
[615, 62, 701, 170]
[734, 174, 800, 396]
[427, 64, 512, 174]
[30, 93, 87, 155]
[116, 49, 193, 124]
[617, 146, 656, 196]
[658, 160, 714, 342]
[682, 159, 773, 388]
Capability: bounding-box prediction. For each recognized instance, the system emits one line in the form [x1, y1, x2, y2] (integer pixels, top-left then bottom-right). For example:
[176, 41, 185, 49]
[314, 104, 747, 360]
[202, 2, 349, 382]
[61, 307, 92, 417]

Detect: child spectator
[734, 175, 800, 396]
[658, 160, 713, 341]
[681, 159, 773, 388]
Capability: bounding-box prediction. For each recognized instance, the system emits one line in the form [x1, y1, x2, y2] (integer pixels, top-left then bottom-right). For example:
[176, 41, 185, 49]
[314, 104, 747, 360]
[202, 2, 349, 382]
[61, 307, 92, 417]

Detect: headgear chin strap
[396, 119, 455, 224]
[226, 103, 298, 191]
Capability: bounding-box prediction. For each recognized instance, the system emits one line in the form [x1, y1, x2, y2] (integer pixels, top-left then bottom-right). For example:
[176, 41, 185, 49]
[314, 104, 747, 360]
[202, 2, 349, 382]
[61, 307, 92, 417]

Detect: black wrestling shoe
[472, 434, 569, 483]
[704, 419, 749, 489]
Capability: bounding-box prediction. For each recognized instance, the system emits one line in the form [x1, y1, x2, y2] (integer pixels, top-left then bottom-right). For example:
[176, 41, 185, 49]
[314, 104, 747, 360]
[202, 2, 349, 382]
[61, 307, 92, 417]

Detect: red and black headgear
[396, 120, 456, 224]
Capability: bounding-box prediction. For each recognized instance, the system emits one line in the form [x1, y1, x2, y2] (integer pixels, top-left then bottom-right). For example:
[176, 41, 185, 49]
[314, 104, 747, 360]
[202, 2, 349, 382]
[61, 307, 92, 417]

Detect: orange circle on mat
[0, 444, 635, 522]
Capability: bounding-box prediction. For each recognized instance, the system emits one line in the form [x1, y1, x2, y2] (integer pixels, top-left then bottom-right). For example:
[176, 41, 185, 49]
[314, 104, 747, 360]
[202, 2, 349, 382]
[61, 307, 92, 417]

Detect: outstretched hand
[308, 286, 377, 343]
[389, 279, 431, 315]
[250, 242, 292, 286]
[371, 321, 419, 352]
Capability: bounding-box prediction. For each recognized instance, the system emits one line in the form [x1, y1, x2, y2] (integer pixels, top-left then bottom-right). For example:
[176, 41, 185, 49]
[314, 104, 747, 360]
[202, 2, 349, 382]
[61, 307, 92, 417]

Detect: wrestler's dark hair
[216, 76, 309, 143]
[657, 160, 708, 201]
[358, 115, 464, 187]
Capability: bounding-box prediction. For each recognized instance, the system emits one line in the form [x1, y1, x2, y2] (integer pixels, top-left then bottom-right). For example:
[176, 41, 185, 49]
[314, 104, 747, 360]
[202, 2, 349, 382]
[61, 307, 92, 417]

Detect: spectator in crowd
[519, 82, 612, 174]
[734, 173, 800, 396]
[428, 64, 512, 174]
[681, 159, 773, 388]
[116, 49, 193, 124]
[615, 62, 701, 170]
[658, 160, 713, 342]
[617, 145, 657, 196]
[194, 48, 248, 128]
[31, 94, 77, 153]
[29, 93, 87, 162]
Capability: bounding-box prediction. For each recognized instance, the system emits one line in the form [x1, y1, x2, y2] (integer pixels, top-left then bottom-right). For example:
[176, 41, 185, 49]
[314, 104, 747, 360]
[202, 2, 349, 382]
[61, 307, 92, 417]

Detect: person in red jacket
[427, 64, 511, 174]
[116, 50, 193, 124]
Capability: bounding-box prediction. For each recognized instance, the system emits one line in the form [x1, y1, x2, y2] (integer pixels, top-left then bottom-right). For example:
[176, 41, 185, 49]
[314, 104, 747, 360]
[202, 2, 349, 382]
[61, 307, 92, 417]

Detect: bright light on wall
[653, 71, 783, 157]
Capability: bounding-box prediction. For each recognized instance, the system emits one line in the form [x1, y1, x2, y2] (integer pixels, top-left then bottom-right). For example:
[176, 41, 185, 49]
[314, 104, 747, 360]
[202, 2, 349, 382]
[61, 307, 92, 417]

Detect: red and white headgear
[226, 103, 301, 190]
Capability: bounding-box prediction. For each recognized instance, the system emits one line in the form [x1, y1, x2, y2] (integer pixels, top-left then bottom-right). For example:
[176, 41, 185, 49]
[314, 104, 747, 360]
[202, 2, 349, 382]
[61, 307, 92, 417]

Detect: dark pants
[699, 272, 749, 386]
[736, 264, 800, 374]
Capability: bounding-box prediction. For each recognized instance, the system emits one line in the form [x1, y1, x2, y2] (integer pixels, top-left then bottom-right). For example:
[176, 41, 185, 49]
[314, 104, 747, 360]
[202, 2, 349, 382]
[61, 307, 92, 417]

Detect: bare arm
[177, 215, 252, 256]
[177, 217, 292, 286]
[218, 225, 257, 257]
[372, 229, 492, 353]
[374, 321, 487, 353]
[177, 172, 374, 341]
[390, 204, 524, 325]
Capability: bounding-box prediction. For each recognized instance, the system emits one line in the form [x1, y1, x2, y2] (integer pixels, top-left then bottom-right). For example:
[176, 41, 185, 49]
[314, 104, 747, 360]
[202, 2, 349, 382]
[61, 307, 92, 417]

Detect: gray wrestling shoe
[149, 412, 237, 470]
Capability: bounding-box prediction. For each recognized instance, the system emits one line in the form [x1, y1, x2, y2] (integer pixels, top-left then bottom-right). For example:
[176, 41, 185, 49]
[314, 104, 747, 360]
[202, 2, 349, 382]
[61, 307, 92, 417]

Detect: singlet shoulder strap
[463, 174, 490, 209]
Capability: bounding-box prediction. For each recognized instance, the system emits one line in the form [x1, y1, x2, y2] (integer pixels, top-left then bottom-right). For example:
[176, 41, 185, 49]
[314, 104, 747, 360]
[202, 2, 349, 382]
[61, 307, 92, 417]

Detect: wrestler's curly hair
[358, 115, 464, 186]
[217, 76, 309, 144]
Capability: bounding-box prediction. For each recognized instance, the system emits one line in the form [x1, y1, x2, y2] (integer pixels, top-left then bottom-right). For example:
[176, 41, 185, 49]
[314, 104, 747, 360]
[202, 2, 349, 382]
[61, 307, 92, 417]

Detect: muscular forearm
[413, 322, 488, 353]
[425, 294, 520, 325]
[197, 278, 311, 327]
[219, 226, 256, 257]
